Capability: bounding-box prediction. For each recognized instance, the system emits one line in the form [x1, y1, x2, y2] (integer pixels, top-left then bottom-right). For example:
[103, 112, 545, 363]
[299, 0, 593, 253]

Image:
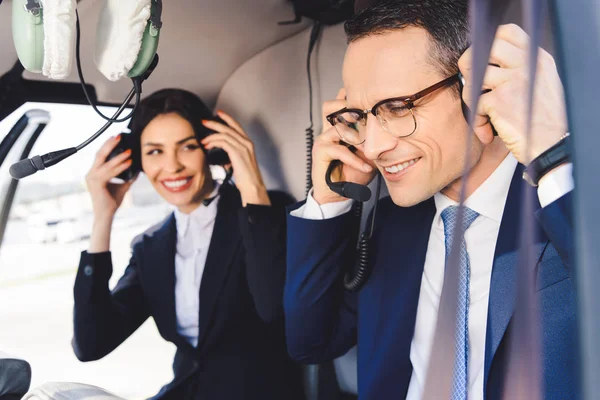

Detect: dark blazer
[73, 184, 304, 400]
[284, 165, 578, 399]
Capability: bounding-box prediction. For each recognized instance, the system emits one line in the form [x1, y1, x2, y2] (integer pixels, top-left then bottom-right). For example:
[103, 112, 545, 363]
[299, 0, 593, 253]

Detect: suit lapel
[143, 214, 195, 349]
[362, 197, 435, 364]
[484, 165, 547, 387]
[196, 185, 242, 352]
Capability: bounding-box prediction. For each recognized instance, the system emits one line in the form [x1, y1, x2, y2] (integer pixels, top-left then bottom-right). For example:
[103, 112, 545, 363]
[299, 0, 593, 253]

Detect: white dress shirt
[291, 156, 574, 399]
[173, 184, 220, 347]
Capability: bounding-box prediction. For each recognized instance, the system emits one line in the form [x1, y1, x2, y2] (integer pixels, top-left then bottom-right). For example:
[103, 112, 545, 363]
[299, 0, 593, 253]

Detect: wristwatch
[522, 133, 571, 187]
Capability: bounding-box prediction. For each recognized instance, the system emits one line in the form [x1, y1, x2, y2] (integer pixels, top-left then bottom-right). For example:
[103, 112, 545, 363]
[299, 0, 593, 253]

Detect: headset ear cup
[206, 148, 230, 166]
[131, 155, 143, 177]
[41, 0, 77, 79]
[130, 136, 143, 176]
[127, 20, 160, 78]
[12, 0, 45, 73]
[204, 114, 230, 166]
[94, 0, 152, 81]
[128, 0, 161, 78]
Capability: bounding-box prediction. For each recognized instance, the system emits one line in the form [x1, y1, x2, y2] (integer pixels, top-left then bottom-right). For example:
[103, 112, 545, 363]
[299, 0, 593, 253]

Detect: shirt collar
[433, 152, 517, 226]
[174, 183, 221, 239]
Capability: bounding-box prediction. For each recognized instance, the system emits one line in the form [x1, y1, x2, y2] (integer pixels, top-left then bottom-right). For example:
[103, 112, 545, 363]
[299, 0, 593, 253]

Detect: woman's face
[140, 112, 213, 213]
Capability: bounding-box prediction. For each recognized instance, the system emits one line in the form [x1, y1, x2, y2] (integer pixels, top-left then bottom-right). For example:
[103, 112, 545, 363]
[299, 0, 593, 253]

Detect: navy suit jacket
[284, 166, 578, 399]
[73, 185, 304, 400]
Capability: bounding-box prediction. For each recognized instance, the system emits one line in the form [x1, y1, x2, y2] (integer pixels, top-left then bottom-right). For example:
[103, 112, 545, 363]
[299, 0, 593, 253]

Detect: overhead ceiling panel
[0, 0, 309, 107]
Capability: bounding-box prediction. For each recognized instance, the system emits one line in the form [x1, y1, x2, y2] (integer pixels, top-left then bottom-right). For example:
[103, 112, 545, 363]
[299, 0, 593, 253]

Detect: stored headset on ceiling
[325, 70, 500, 292]
[9, 0, 162, 180]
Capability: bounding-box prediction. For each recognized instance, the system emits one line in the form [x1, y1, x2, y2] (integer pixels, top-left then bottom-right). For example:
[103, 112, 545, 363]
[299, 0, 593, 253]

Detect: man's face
[343, 27, 484, 207]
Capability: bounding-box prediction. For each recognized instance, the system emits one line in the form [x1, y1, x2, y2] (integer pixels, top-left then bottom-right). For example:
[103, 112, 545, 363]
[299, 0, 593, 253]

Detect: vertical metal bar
[305, 364, 320, 400]
[548, 0, 600, 398]
[502, 0, 544, 398]
[422, 0, 512, 398]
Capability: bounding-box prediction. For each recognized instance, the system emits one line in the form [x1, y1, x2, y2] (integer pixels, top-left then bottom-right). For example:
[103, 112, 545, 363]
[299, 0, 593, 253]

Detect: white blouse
[172, 184, 220, 347]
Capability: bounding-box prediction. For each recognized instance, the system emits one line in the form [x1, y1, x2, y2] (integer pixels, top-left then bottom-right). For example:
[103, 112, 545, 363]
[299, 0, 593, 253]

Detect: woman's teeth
[384, 158, 419, 174]
[163, 179, 190, 188]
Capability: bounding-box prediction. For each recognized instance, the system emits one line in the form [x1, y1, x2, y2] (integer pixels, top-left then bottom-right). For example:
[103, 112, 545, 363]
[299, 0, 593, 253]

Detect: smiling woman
[139, 113, 214, 214]
[73, 89, 303, 400]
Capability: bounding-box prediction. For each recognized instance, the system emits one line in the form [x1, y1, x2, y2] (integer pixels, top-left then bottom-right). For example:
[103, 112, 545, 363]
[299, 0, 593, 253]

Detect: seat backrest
[22, 382, 125, 400]
[215, 23, 347, 201]
[0, 350, 32, 398]
[215, 22, 358, 397]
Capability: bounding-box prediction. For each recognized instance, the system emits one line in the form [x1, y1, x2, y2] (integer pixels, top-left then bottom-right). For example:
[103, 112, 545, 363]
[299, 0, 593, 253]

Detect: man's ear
[473, 121, 495, 145]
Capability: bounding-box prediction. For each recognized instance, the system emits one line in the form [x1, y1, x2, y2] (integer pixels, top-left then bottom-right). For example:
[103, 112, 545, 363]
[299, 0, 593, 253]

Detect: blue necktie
[441, 206, 480, 400]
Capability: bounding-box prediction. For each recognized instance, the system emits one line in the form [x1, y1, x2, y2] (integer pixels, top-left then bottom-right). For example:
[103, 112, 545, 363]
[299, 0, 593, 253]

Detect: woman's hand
[85, 135, 137, 221]
[201, 111, 270, 207]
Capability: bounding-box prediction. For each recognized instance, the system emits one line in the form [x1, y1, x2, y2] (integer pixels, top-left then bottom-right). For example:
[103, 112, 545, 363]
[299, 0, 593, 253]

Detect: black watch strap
[523, 134, 571, 187]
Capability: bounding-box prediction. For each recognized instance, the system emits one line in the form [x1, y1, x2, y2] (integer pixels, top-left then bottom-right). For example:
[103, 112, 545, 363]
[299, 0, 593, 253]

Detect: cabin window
[0, 102, 175, 398]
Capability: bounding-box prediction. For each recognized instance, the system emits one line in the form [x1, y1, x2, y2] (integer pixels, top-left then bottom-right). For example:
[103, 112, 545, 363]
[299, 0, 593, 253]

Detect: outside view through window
[0, 103, 176, 399]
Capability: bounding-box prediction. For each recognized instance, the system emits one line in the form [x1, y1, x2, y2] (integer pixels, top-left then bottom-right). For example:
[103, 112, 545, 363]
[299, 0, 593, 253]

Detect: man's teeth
[163, 179, 190, 188]
[384, 158, 418, 174]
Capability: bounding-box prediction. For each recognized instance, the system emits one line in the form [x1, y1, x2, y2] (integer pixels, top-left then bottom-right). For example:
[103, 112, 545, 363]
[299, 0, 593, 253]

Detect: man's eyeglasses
[326, 74, 460, 145]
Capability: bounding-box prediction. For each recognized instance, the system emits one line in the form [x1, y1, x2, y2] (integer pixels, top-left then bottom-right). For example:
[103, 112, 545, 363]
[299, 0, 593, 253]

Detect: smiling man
[284, 1, 577, 399]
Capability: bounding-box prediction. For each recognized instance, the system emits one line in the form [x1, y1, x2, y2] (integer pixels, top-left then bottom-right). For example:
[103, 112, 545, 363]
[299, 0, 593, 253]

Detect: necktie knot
[441, 206, 479, 248]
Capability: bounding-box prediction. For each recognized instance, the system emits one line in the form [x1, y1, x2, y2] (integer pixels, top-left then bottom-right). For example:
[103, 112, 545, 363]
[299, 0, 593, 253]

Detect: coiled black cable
[302, 16, 379, 292]
[353, 198, 363, 220]
[305, 21, 323, 196]
[344, 233, 370, 291]
[344, 174, 382, 292]
[305, 133, 314, 196]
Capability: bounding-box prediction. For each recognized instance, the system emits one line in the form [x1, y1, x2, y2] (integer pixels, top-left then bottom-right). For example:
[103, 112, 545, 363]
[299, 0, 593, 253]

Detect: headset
[12, 0, 161, 81]
[9, 0, 163, 179]
[326, 70, 497, 292]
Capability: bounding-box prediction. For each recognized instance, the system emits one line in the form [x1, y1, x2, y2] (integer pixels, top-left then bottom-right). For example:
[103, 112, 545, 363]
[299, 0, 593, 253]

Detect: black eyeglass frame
[326, 74, 461, 144]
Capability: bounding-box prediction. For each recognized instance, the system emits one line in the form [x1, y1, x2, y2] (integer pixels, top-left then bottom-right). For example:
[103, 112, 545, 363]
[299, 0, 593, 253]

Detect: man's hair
[345, 0, 470, 78]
